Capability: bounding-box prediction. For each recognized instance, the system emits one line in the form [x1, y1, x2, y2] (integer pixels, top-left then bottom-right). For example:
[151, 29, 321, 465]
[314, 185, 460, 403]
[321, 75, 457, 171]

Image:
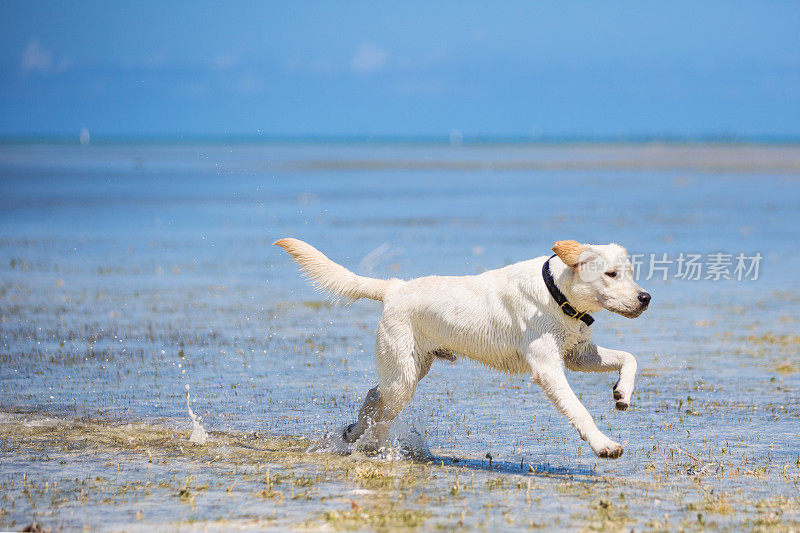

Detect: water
[185, 385, 208, 445]
[1, 142, 799, 530]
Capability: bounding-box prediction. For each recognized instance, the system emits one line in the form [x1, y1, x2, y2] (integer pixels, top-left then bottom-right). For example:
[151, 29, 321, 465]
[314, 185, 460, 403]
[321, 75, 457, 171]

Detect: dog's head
[552, 240, 651, 318]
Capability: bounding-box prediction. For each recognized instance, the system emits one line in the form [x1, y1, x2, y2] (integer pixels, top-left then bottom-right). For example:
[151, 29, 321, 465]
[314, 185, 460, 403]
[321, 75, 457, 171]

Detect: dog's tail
[274, 238, 390, 302]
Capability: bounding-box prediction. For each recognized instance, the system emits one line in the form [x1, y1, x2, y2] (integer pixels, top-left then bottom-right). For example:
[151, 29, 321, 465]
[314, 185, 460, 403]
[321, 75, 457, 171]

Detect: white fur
[275, 238, 650, 459]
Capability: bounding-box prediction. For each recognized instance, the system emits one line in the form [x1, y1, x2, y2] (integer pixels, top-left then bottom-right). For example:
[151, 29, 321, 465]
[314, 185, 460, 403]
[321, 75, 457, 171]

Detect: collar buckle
[560, 301, 581, 318]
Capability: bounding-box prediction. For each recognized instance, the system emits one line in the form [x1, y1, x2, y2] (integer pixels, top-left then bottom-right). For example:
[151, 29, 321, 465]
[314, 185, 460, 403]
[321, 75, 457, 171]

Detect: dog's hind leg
[342, 320, 432, 447]
[565, 342, 638, 411]
[342, 385, 382, 444]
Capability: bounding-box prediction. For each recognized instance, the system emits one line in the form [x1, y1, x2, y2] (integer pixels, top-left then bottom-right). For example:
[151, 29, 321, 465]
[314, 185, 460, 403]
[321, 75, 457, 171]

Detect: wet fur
[275, 238, 650, 459]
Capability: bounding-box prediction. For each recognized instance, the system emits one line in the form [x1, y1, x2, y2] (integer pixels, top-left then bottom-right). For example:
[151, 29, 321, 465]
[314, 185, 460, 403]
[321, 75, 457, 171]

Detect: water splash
[385, 415, 431, 460]
[309, 414, 430, 460]
[185, 385, 208, 445]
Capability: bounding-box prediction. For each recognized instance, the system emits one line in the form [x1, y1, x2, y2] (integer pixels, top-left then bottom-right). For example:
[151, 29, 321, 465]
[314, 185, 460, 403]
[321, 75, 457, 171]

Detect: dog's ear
[552, 240, 586, 267]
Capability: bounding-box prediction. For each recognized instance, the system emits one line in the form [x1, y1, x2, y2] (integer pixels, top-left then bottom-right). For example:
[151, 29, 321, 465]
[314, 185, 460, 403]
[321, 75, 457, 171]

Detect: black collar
[542, 254, 594, 326]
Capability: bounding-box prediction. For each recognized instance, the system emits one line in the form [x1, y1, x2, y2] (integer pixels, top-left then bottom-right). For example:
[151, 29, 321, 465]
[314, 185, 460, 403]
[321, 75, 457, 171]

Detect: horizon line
[2, 133, 800, 146]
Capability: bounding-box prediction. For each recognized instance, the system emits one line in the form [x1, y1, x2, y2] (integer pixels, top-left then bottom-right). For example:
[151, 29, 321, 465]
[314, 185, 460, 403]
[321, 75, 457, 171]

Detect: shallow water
[1, 142, 799, 530]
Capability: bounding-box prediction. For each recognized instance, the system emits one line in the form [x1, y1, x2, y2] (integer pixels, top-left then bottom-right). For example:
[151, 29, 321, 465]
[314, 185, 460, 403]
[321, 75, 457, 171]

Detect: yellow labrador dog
[275, 238, 650, 459]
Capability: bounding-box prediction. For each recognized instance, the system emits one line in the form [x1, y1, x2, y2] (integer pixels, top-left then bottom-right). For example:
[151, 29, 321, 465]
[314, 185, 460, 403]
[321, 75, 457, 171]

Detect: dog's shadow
[427, 453, 598, 481]
[309, 425, 597, 481]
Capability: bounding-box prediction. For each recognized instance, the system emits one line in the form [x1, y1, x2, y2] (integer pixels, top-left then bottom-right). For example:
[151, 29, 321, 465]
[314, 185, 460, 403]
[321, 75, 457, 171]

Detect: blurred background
[1, 1, 799, 140]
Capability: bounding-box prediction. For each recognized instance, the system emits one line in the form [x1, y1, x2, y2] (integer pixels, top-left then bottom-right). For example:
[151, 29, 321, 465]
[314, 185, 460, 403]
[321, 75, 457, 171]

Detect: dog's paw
[342, 423, 359, 444]
[596, 442, 624, 459]
[612, 381, 631, 410]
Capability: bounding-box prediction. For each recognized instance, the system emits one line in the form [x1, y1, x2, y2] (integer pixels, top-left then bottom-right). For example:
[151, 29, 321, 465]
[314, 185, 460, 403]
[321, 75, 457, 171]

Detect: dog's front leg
[527, 337, 623, 459]
[565, 342, 638, 411]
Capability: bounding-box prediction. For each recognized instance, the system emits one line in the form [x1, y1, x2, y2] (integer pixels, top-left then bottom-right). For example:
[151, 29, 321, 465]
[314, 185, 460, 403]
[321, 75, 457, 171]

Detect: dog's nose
[638, 291, 651, 305]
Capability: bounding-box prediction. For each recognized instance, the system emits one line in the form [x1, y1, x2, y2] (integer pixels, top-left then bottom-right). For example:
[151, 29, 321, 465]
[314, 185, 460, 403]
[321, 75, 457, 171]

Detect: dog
[275, 238, 650, 459]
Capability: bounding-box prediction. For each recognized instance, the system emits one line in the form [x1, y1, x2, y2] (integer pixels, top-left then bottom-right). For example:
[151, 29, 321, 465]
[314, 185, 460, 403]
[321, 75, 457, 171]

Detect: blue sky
[1, 1, 798, 138]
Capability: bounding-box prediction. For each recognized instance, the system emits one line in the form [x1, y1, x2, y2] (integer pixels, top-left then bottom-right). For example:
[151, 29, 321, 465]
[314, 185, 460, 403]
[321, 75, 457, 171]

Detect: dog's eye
[605, 271, 617, 278]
